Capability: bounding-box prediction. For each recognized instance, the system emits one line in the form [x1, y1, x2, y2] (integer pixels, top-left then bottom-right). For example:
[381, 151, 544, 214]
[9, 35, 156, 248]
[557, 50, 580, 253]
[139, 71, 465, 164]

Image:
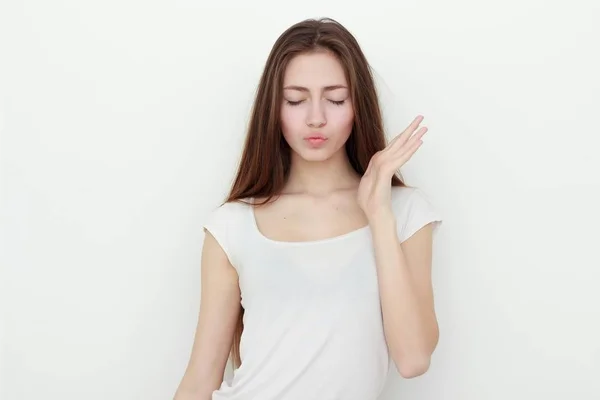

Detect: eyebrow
[283, 85, 348, 92]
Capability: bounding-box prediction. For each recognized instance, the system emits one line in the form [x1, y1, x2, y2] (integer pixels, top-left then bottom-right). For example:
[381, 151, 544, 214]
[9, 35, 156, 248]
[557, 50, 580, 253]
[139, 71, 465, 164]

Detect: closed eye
[285, 100, 346, 106]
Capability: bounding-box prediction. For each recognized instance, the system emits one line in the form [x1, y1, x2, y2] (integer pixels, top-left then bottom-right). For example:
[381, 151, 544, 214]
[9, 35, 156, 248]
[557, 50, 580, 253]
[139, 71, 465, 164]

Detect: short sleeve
[202, 203, 239, 269]
[392, 187, 443, 243]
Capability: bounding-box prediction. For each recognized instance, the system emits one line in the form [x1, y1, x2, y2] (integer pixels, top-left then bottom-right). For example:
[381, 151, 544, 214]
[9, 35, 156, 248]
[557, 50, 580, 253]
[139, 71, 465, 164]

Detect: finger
[364, 153, 375, 175]
[364, 158, 372, 176]
[387, 115, 425, 150]
[391, 139, 423, 172]
[405, 125, 427, 145]
[393, 126, 427, 156]
[405, 136, 424, 159]
[397, 133, 424, 161]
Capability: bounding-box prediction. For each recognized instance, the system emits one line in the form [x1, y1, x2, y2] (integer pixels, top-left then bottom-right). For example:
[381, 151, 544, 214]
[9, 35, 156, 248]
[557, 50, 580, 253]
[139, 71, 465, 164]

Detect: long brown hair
[224, 17, 404, 369]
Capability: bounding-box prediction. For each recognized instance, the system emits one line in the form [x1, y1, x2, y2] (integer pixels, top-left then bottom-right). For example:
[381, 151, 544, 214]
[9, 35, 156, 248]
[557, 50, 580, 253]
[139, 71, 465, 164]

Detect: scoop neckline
[247, 198, 370, 246]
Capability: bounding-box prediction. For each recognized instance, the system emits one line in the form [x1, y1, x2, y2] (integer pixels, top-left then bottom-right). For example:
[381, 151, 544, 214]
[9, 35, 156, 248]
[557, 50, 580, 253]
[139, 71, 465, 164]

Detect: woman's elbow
[395, 355, 431, 379]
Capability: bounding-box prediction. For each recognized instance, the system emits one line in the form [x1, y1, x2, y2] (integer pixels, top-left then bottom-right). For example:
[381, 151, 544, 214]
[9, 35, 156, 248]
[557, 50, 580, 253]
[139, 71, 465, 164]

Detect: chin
[300, 152, 332, 162]
[294, 148, 336, 163]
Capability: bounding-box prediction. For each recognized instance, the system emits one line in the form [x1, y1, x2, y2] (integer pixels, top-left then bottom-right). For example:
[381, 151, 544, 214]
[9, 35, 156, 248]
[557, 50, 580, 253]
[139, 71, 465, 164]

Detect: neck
[284, 149, 361, 196]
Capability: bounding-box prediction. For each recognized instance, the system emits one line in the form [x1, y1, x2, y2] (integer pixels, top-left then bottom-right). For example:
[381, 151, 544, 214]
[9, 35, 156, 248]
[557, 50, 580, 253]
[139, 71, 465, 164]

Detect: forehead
[283, 51, 347, 87]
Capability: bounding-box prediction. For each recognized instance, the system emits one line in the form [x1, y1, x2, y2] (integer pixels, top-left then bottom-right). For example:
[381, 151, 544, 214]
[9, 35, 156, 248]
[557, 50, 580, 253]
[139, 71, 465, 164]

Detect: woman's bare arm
[174, 230, 242, 400]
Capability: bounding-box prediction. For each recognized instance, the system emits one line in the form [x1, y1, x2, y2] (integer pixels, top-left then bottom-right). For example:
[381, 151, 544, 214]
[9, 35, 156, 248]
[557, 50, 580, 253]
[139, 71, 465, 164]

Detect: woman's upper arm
[175, 230, 241, 399]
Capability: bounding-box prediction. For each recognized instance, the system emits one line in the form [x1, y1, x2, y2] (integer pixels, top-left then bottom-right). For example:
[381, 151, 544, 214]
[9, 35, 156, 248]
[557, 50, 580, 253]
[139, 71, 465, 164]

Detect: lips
[304, 134, 327, 141]
[304, 134, 328, 148]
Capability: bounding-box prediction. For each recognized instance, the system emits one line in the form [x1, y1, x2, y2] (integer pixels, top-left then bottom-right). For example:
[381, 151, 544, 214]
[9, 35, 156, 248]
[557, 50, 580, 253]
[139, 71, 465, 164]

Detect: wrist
[367, 207, 396, 230]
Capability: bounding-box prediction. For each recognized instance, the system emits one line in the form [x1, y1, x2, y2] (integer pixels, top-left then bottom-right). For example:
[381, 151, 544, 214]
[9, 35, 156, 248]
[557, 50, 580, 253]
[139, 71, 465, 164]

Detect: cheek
[280, 107, 300, 132]
[329, 106, 354, 131]
[325, 105, 355, 144]
[280, 107, 308, 143]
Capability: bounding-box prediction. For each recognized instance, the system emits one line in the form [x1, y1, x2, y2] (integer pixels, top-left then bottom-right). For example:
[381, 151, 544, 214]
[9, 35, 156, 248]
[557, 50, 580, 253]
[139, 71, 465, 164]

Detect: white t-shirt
[203, 186, 442, 400]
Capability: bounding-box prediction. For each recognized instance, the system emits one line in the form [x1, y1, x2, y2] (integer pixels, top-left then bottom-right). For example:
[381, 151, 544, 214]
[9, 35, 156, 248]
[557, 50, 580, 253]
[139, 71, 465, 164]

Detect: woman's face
[280, 51, 354, 162]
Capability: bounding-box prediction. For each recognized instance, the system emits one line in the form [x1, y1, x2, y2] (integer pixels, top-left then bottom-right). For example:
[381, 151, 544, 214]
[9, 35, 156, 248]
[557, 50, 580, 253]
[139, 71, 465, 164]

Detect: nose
[306, 101, 326, 128]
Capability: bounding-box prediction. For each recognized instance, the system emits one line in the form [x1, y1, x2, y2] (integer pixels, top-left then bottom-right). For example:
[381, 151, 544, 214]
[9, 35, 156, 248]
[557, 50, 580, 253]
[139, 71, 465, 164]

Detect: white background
[1, 1, 599, 399]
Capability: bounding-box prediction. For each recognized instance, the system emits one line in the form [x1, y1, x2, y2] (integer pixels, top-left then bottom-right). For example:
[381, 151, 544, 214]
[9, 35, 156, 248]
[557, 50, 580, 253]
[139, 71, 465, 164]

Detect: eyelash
[285, 100, 346, 106]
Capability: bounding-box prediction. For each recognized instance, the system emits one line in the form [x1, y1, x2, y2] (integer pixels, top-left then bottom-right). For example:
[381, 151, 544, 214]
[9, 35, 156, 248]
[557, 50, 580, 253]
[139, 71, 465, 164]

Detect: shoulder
[390, 185, 443, 242]
[203, 199, 252, 269]
[205, 199, 250, 224]
[390, 185, 420, 204]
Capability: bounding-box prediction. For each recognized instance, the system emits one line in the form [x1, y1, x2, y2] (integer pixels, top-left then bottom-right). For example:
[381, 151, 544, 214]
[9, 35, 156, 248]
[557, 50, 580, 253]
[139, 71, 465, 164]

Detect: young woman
[174, 17, 443, 400]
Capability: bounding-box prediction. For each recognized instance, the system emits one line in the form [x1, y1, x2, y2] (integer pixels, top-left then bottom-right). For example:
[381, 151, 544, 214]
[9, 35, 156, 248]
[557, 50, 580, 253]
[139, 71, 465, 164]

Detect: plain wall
[1, 1, 599, 399]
